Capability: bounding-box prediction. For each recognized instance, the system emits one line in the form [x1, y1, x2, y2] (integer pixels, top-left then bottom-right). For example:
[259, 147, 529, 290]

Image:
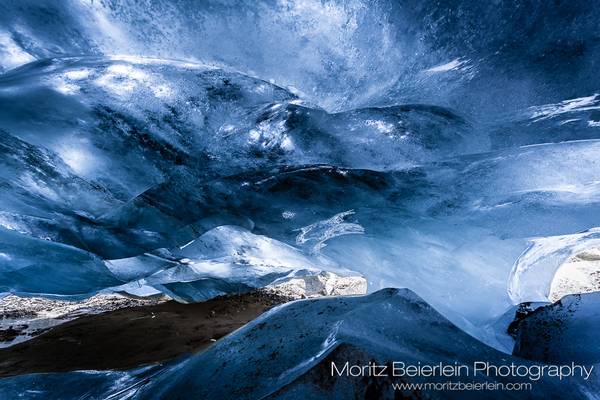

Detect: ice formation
[1, 0, 600, 397]
[512, 291, 600, 364]
[1, 289, 598, 399]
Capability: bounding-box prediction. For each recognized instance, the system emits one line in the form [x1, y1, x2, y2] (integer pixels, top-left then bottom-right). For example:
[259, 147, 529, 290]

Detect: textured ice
[1, 289, 597, 399]
[509, 229, 600, 304]
[295, 210, 365, 253]
[107, 225, 360, 303]
[1, 0, 600, 396]
[512, 292, 600, 364]
[1, 55, 600, 334]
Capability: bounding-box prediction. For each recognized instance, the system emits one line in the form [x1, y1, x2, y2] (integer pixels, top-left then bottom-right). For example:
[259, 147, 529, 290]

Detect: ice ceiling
[1, 0, 600, 346]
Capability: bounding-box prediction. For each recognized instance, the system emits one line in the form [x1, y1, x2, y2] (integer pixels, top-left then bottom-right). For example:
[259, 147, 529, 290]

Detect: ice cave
[1, 1, 600, 399]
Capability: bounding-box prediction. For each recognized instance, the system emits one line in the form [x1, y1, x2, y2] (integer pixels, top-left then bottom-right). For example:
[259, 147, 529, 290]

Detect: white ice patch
[19, 173, 60, 202]
[588, 120, 600, 128]
[559, 118, 580, 125]
[108, 55, 215, 71]
[50, 77, 80, 95]
[94, 64, 174, 99]
[424, 58, 470, 74]
[47, 69, 96, 95]
[365, 119, 394, 134]
[0, 214, 24, 234]
[296, 210, 365, 253]
[247, 119, 294, 151]
[529, 94, 600, 122]
[549, 249, 600, 302]
[280, 135, 295, 151]
[56, 144, 100, 176]
[282, 211, 296, 219]
[63, 69, 93, 81]
[0, 31, 35, 71]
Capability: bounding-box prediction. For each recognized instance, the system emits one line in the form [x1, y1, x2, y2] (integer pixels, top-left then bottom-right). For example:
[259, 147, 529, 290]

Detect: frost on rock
[0, 293, 165, 347]
[106, 225, 359, 303]
[549, 248, 600, 302]
[266, 271, 367, 299]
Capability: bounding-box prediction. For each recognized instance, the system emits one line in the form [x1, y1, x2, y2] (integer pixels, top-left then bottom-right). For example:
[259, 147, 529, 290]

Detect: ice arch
[508, 228, 600, 303]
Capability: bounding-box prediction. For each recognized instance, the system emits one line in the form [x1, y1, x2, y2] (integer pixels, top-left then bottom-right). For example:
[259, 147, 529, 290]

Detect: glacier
[1, 0, 600, 398]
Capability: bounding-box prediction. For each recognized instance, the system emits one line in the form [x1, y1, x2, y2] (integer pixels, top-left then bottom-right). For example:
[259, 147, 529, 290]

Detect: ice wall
[0, 0, 600, 344]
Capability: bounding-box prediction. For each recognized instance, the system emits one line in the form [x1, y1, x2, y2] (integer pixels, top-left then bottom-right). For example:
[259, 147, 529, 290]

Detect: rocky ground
[0, 293, 166, 347]
[0, 273, 367, 376]
[0, 291, 291, 376]
[549, 249, 600, 302]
